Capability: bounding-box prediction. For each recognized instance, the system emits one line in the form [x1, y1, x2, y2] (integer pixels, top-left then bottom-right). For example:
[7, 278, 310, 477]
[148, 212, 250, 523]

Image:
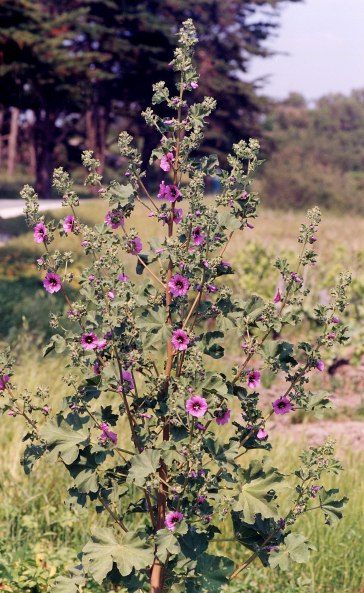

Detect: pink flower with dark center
[43, 272, 61, 294]
[171, 329, 190, 351]
[165, 185, 182, 203]
[169, 274, 190, 297]
[247, 370, 261, 390]
[327, 333, 336, 339]
[42, 405, 49, 415]
[173, 208, 183, 224]
[165, 510, 183, 531]
[274, 288, 282, 304]
[33, 222, 48, 243]
[257, 428, 268, 440]
[105, 210, 124, 229]
[215, 409, 231, 425]
[331, 316, 340, 324]
[81, 332, 99, 350]
[192, 226, 205, 245]
[128, 237, 143, 255]
[0, 374, 10, 391]
[272, 396, 293, 415]
[160, 152, 175, 172]
[63, 215, 75, 234]
[316, 359, 325, 372]
[186, 395, 208, 418]
[99, 422, 118, 445]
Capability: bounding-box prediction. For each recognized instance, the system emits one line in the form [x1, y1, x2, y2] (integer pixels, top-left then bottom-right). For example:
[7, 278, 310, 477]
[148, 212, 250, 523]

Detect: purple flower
[105, 210, 124, 229]
[274, 288, 282, 304]
[173, 208, 183, 224]
[97, 338, 107, 350]
[257, 428, 268, 440]
[93, 361, 101, 375]
[157, 181, 167, 200]
[63, 215, 75, 234]
[160, 152, 174, 172]
[196, 422, 206, 431]
[42, 405, 50, 415]
[81, 332, 99, 350]
[165, 185, 182, 203]
[192, 226, 205, 245]
[118, 273, 129, 282]
[186, 395, 208, 418]
[190, 81, 199, 89]
[311, 485, 320, 497]
[169, 274, 190, 297]
[247, 222, 254, 230]
[247, 370, 261, 390]
[206, 284, 218, 293]
[0, 374, 10, 391]
[331, 316, 340, 324]
[128, 237, 143, 255]
[215, 409, 231, 425]
[33, 222, 48, 243]
[272, 396, 293, 415]
[122, 370, 135, 390]
[43, 272, 61, 294]
[171, 329, 190, 351]
[327, 332, 336, 340]
[316, 360, 325, 372]
[165, 510, 183, 531]
[197, 495, 206, 504]
[99, 422, 118, 445]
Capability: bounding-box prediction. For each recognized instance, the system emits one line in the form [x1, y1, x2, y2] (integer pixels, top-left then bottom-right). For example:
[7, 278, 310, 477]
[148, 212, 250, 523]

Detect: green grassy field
[1, 200, 364, 592]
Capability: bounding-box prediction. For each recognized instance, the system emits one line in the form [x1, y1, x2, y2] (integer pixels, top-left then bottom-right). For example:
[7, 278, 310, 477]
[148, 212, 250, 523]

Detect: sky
[250, 0, 364, 100]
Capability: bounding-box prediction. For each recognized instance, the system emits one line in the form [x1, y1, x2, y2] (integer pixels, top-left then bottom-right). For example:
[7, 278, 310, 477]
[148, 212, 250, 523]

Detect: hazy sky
[250, 0, 364, 100]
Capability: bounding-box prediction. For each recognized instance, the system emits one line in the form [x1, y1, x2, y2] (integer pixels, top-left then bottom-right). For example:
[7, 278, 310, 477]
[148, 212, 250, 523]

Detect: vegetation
[0, 18, 356, 593]
[260, 90, 364, 212]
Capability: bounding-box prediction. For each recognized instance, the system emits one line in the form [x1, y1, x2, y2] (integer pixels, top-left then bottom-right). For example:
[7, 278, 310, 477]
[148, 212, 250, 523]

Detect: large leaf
[105, 181, 135, 207]
[232, 460, 284, 524]
[269, 533, 316, 570]
[127, 449, 161, 487]
[40, 415, 89, 465]
[82, 528, 154, 584]
[318, 488, 348, 524]
[155, 529, 181, 563]
[193, 554, 234, 593]
[231, 512, 284, 566]
[51, 575, 84, 593]
[68, 449, 99, 493]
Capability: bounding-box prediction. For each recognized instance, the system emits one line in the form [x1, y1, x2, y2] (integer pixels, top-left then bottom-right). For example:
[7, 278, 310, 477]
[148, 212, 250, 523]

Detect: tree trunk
[7, 106, 20, 177]
[33, 111, 57, 199]
[85, 104, 108, 175]
[0, 107, 4, 170]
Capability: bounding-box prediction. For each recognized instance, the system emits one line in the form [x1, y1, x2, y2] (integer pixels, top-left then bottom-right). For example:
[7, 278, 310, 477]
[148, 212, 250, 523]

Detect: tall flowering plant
[0, 20, 351, 593]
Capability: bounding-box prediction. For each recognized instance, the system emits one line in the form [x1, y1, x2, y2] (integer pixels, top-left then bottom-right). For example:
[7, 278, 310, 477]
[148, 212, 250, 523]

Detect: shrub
[0, 20, 351, 593]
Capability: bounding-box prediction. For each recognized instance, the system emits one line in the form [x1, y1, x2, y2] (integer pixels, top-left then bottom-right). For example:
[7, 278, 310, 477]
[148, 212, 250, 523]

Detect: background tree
[0, 0, 302, 197]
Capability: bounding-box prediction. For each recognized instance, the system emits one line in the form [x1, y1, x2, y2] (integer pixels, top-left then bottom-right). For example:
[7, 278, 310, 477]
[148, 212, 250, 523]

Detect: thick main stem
[150, 77, 185, 593]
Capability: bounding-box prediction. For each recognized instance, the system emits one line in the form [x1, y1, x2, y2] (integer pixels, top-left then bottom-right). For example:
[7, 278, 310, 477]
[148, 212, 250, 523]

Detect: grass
[1, 199, 364, 591]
